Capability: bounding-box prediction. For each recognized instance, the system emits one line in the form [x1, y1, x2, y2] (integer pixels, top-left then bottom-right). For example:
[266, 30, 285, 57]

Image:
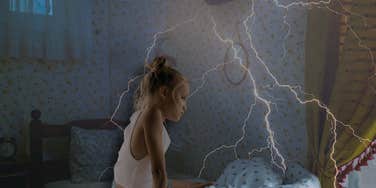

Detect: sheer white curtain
[0, 0, 92, 62]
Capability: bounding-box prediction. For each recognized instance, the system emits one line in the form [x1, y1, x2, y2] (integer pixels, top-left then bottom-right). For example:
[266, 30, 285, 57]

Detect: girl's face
[163, 80, 189, 122]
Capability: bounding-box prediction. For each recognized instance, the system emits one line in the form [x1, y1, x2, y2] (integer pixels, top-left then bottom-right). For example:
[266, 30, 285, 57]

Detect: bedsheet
[207, 157, 320, 188]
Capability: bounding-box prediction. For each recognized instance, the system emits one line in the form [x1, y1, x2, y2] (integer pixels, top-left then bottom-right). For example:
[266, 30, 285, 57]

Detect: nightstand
[0, 155, 31, 188]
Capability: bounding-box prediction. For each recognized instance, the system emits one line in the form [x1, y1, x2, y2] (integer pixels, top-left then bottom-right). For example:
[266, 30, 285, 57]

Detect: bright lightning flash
[104, 1, 374, 188]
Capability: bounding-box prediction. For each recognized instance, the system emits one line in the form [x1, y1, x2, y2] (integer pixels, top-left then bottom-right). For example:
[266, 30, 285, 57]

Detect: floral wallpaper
[1, 0, 308, 181]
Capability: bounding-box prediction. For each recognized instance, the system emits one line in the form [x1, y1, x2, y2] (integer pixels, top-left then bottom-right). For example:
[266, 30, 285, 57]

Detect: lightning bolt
[107, 9, 203, 130]
[108, 74, 144, 131]
[257, 0, 373, 144]
[248, 146, 269, 159]
[188, 62, 230, 99]
[98, 8, 203, 182]
[197, 11, 288, 178]
[144, 13, 202, 72]
[103, 1, 375, 187]
[334, 4, 376, 83]
[242, 1, 374, 187]
[196, 1, 373, 187]
[334, 0, 376, 80]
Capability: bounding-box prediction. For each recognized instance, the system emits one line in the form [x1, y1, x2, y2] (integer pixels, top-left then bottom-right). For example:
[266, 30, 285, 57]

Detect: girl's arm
[144, 111, 167, 188]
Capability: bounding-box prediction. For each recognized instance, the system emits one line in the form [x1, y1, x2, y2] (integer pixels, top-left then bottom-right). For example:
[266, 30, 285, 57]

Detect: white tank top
[114, 111, 171, 188]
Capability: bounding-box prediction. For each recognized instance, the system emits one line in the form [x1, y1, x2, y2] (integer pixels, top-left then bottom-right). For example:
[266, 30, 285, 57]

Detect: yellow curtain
[305, 1, 376, 188]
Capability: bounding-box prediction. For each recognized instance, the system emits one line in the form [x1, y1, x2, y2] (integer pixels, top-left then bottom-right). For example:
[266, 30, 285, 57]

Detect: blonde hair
[133, 56, 185, 110]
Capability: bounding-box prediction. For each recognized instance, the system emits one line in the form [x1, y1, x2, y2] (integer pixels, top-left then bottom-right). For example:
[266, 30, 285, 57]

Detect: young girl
[113, 56, 213, 188]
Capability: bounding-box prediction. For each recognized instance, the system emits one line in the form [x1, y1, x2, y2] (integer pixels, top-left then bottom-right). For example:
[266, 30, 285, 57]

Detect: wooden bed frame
[29, 109, 127, 188]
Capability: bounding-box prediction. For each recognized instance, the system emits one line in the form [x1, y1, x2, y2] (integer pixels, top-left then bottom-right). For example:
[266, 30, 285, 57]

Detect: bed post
[30, 109, 43, 188]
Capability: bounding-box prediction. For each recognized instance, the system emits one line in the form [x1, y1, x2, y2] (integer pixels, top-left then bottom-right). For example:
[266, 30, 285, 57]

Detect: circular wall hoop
[223, 42, 250, 86]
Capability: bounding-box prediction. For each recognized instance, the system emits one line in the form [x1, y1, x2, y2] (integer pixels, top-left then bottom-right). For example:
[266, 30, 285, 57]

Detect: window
[1, 0, 91, 61]
[344, 158, 376, 188]
[9, 0, 53, 16]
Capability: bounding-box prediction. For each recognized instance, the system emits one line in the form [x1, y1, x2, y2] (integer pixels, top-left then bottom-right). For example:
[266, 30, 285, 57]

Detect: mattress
[45, 180, 112, 188]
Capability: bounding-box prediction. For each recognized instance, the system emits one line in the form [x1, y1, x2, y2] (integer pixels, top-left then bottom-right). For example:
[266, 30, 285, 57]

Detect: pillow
[70, 126, 123, 183]
[281, 162, 321, 188]
[213, 157, 283, 188]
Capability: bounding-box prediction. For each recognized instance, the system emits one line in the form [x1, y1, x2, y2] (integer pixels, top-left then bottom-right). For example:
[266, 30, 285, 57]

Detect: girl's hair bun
[134, 55, 184, 110]
[147, 56, 167, 74]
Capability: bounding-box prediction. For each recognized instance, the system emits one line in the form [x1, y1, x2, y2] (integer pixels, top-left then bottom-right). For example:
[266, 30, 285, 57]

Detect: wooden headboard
[29, 109, 127, 188]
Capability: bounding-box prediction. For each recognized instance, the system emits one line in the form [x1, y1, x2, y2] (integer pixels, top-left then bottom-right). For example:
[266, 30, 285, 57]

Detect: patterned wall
[0, 0, 111, 154]
[1, 0, 308, 181]
[108, 0, 308, 180]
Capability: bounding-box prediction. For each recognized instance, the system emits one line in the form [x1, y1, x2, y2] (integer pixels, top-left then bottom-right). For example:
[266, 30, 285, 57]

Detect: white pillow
[214, 158, 283, 188]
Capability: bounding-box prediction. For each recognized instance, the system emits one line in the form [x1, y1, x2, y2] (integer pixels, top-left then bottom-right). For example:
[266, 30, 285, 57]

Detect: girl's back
[114, 110, 171, 188]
